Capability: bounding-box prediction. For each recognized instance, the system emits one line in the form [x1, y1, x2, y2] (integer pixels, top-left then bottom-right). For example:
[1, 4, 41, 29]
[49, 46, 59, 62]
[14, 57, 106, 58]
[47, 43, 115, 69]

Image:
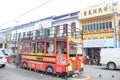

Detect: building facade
[52, 11, 82, 39]
[10, 16, 54, 51]
[78, 3, 120, 60]
[0, 28, 12, 49]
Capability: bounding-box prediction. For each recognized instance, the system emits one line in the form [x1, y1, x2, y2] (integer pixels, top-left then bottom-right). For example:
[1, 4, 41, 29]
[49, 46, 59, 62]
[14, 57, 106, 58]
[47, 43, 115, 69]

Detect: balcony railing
[15, 25, 82, 41]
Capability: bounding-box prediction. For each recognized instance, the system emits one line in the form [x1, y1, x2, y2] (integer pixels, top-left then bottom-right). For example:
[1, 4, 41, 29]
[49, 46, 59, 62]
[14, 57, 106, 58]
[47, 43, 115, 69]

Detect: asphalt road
[0, 63, 87, 80]
[1, 63, 119, 80]
[84, 65, 120, 80]
[0, 64, 67, 80]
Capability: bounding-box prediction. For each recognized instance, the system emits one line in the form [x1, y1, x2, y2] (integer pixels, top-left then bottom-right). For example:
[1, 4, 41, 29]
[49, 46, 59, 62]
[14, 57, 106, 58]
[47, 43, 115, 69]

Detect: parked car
[0, 49, 14, 63]
[0, 49, 14, 56]
[100, 48, 120, 70]
[0, 50, 7, 68]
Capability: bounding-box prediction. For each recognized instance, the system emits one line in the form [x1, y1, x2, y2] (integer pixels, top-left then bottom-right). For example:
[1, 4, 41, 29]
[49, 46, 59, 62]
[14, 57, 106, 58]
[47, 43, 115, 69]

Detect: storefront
[78, 3, 120, 65]
[84, 38, 114, 65]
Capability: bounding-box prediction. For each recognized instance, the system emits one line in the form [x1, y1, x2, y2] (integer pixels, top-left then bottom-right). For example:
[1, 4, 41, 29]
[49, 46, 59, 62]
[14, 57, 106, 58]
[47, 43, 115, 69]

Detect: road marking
[69, 75, 90, 80]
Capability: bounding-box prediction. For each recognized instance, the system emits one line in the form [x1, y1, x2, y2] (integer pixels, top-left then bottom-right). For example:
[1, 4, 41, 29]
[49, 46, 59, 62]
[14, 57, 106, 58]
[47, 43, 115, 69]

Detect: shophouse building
[52, 11, 82, 39]
[10, 16, 54, 51]
[78, 3, 120, 59]
[0, 27, 12, 49]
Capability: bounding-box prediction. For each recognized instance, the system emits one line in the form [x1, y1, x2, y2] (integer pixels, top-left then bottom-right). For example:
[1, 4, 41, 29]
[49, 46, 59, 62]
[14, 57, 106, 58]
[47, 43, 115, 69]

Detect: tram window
[30, 42, 36, 53]
[46, 41, 54, 53]
[37, 42, 44, 53]
[78, 44, 82, 56]
[69, 43, 77, 56]
[24, 42, 29, 52]
[57, 41, 66, 54]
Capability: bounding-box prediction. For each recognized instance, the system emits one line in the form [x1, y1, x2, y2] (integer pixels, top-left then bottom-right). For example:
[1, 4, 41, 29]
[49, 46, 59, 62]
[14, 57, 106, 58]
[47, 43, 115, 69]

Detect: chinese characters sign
[83, 6, 108, 16]
[79, 3, 118, 19]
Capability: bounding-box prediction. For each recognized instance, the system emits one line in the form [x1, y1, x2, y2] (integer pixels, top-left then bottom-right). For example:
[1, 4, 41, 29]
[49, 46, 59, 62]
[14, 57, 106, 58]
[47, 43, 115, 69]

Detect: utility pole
[112, 0, 117, 48]
[15, 21, 19, 50]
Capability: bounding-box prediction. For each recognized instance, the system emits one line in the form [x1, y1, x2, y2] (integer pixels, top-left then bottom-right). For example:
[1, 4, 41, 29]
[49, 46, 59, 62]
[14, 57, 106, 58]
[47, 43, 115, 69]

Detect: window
[20, 33, 23, 39]
[98, 23, 101, 30]
[87, 25, 89, 30]
[103, 23, 105, 29]
[96, 24, 99, 30]
[106, 22, 109, 29]
[100, 23, 103, 29]
[36, 30, 40, 39]
[24, 32, 27, 38]
[94, 24, 96, 30]
[57, 41, 66, 54]
[23, 32, 25, 38]
[44, 28, 50, 38]
[12, 33, 14, 40]
[56, 25, 60, 34]
[82, 25, 85, 32]
[27, 32, 30, 38]
[46, 41, 54, 53]
[90, 24, 92, 30]
[78, 44, 82, 56]
[86, 25, 89, 31]
[94, 24, 97, 30]
[24, 42, 29, 52]
[30, 42, 36, 53]
[85, 25, 88, 31]
[33, 30, 36, 40]
[92, 24, 94, 30]
[69, 42, 77, 56]
[63, 24, 68, 34]
[109, 22, 112, 28]
[71, 22, 76, 33]
[18, 33, 21, 39]
[37, 42, 44, 53]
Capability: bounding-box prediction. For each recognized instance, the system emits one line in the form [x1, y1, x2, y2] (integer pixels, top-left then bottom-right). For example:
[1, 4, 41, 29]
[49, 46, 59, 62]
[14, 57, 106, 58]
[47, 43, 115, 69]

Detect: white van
[100, 48, 120, 70]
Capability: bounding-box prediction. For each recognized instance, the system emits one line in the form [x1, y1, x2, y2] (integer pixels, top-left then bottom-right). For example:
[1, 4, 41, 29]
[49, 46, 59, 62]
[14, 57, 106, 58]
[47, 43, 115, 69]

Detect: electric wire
[1, 0, 52, 26]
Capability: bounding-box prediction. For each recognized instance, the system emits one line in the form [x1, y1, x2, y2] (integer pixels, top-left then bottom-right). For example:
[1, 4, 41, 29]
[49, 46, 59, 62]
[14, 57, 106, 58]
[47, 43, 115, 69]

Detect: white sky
[0, 0, 119, 30]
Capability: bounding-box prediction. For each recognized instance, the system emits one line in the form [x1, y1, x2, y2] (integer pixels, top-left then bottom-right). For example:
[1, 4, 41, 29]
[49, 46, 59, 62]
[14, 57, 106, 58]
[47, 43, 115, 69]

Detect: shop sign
[83, 6, 108, 16]
[84, 38, 114, 48]
[79, 3, 118, 19]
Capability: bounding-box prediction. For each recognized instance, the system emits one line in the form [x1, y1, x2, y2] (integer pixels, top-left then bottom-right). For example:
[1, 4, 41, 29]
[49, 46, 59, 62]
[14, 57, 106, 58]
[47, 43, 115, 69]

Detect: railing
[16, 25, 82, 41]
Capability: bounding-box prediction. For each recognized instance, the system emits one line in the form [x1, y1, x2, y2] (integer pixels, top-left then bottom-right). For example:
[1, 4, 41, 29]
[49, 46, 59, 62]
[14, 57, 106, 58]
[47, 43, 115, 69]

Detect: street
[0, 64, 67, 80]
[0, 63, 120, 80]
[84, 65, 120, 80]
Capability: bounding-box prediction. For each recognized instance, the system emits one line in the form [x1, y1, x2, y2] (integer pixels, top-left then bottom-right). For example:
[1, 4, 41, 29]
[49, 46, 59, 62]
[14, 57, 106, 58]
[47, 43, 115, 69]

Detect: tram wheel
[57, 74, 60, 78]
[22, 62, 28, 69]
[46, 66, 54, 74]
